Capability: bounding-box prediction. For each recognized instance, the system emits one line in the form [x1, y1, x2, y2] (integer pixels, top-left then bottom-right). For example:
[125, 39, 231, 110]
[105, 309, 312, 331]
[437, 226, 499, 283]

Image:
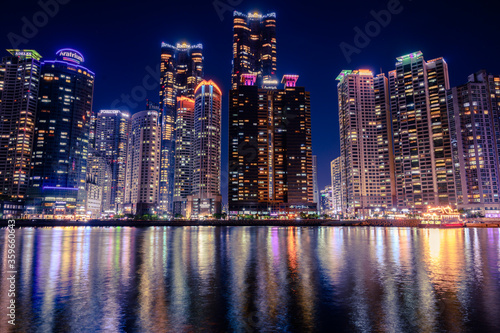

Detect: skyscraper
[29, 49, 94, 217]
[312, 155, 319, 211]
[187, 80, 222, 218]
[93, 110, 130, 213]
[330, 157, 342, 216]
[124, 110, 160, 216]
[0, 49, 41, 201]
[374, 73, 396, 207]
[474, 71, 500, 177]
[173, 96, 195, 217]
[447, 70, 500, 217]
[232, 11, 277, 89]
[319, 185, 333, 215]
[336, 69, 393, 218]
[85, 174, 102, 219]
[159, 42, 204, 215]
[389, 51, 455, 211]
[228, 74, 314, 216]
[86, 111, 103, 217]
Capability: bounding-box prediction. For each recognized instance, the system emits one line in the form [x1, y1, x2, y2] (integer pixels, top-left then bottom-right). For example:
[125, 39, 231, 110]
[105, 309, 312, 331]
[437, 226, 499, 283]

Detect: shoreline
[1, 219, 499, 228]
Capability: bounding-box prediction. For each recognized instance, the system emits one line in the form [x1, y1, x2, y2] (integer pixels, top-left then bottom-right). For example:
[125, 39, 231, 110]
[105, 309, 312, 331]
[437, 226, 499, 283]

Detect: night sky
[1, 0, 498, 202]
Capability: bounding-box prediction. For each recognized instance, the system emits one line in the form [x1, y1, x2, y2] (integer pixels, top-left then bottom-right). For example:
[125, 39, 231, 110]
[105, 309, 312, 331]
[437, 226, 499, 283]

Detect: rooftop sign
[396, 51, 423, 62]
[7, 49, 42, 60]
[56, 48, 84, 64]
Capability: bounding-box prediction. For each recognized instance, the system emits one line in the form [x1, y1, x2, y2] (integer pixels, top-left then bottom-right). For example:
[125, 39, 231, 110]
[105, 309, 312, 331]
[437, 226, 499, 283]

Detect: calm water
[1, 226, 500, 332]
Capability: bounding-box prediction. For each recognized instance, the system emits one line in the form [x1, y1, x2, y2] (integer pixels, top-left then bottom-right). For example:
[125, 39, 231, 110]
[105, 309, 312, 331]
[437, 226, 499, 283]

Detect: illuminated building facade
[475, 72, 500, 178]
[93, 110, 130, 213]
[447, 70, 500, 217]
[187, 80, 222, 218]
[337, 69, 393, 218]
[330, 157, 342, 216]
[173, 96, 195, 217]
[85, 146, 107, 217]
[228, 74, 314, 216]
[159, 42, 204, 215]
[0, 49, 41, 201]
[319, 185, 333, 215]
[232, 11, 277, 89]
[312, 155, 319, 211]
[86, 111, 102, 216]
[228, 76, 260, 213]
[124, 110, 160, 216]
[29, 49, 94, 217]
[85, 174, 102, 218]
[374, 73, 396, 207]
[389, 51, 455, 211]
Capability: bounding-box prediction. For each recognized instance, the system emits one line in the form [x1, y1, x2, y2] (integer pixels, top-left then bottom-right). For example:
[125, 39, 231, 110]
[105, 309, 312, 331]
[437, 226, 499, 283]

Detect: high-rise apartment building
[228, 74, 314, 216]
[228, 10, 313, 217]
[374, 73, 396, 207]
[173, 96, 195, 217]
[312, 155, 319, 211]
[93, 110, 130, 213]
[187, 80, 222, 218]
[473, 72, 500, 176]
[232, 11, 277, 89]
[0, 49, 41, 201]
[85, 174, 102, 218]
[228, 75, 260, 213]
[86, 111, 103, 217]
[319, 185, 333, 215]
[389, 51, 455, 211]
[160, 43, 203, 100]
[29, 49, 94, 217]
[124, 110, 160, 216]
[337, 69, 393, 217]
[330, 157, 342, 216]
[159, 42, 204, 215]
[447, 70, 500, 217]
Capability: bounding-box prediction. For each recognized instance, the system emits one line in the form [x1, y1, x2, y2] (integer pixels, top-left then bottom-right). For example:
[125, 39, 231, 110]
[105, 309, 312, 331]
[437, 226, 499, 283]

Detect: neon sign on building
[56, 48, 84, 64]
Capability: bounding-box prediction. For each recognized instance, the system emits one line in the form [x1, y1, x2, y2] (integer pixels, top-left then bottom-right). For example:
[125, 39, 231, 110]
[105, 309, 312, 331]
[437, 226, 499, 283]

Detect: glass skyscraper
[312, 155, 319, 211]
[124, 110, 160, 216]
[232, 11, 277, 89]
[187, 80, 222, 218]
[447, 70, 500, 217]
[228, 74, 314, 216]
[330, 157, 342, 216]
[336, 69, 394, 218]
[159, 42, 204, 215]
[92, 110, 130, 213]
[0, 49, 41, 202]
[229, 11, 313, 217]
[389, 51, 455, 211]
[29, 49, 94, 217]
[173, 96, 195, 217]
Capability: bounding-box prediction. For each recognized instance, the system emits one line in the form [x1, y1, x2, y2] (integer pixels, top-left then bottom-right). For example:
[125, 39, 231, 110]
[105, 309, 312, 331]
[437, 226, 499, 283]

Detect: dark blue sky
[2, 0, 499, 200]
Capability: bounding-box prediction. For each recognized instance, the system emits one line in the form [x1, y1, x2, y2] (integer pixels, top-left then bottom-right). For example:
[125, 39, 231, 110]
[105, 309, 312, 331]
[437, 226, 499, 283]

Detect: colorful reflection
[0, 226, 499, 332]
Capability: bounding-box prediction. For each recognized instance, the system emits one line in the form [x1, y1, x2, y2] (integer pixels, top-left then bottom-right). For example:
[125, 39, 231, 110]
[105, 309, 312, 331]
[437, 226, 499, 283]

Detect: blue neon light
[42, 186, 78, 191]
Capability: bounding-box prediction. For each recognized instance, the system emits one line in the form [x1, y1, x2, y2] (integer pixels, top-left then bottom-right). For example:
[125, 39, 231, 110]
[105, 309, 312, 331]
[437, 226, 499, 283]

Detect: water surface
[1, 226, 499, 332]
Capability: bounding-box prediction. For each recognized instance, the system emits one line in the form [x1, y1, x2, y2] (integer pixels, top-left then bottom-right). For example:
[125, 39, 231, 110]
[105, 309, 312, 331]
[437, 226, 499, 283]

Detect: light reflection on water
[0, 226, 499, 332]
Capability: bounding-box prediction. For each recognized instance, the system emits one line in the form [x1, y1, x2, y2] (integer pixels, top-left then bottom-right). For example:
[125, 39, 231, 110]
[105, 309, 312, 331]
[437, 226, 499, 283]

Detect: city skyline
[4, 46, 496, 217]
[2, 0, 498, 195]
[2, 2, 500, 332]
